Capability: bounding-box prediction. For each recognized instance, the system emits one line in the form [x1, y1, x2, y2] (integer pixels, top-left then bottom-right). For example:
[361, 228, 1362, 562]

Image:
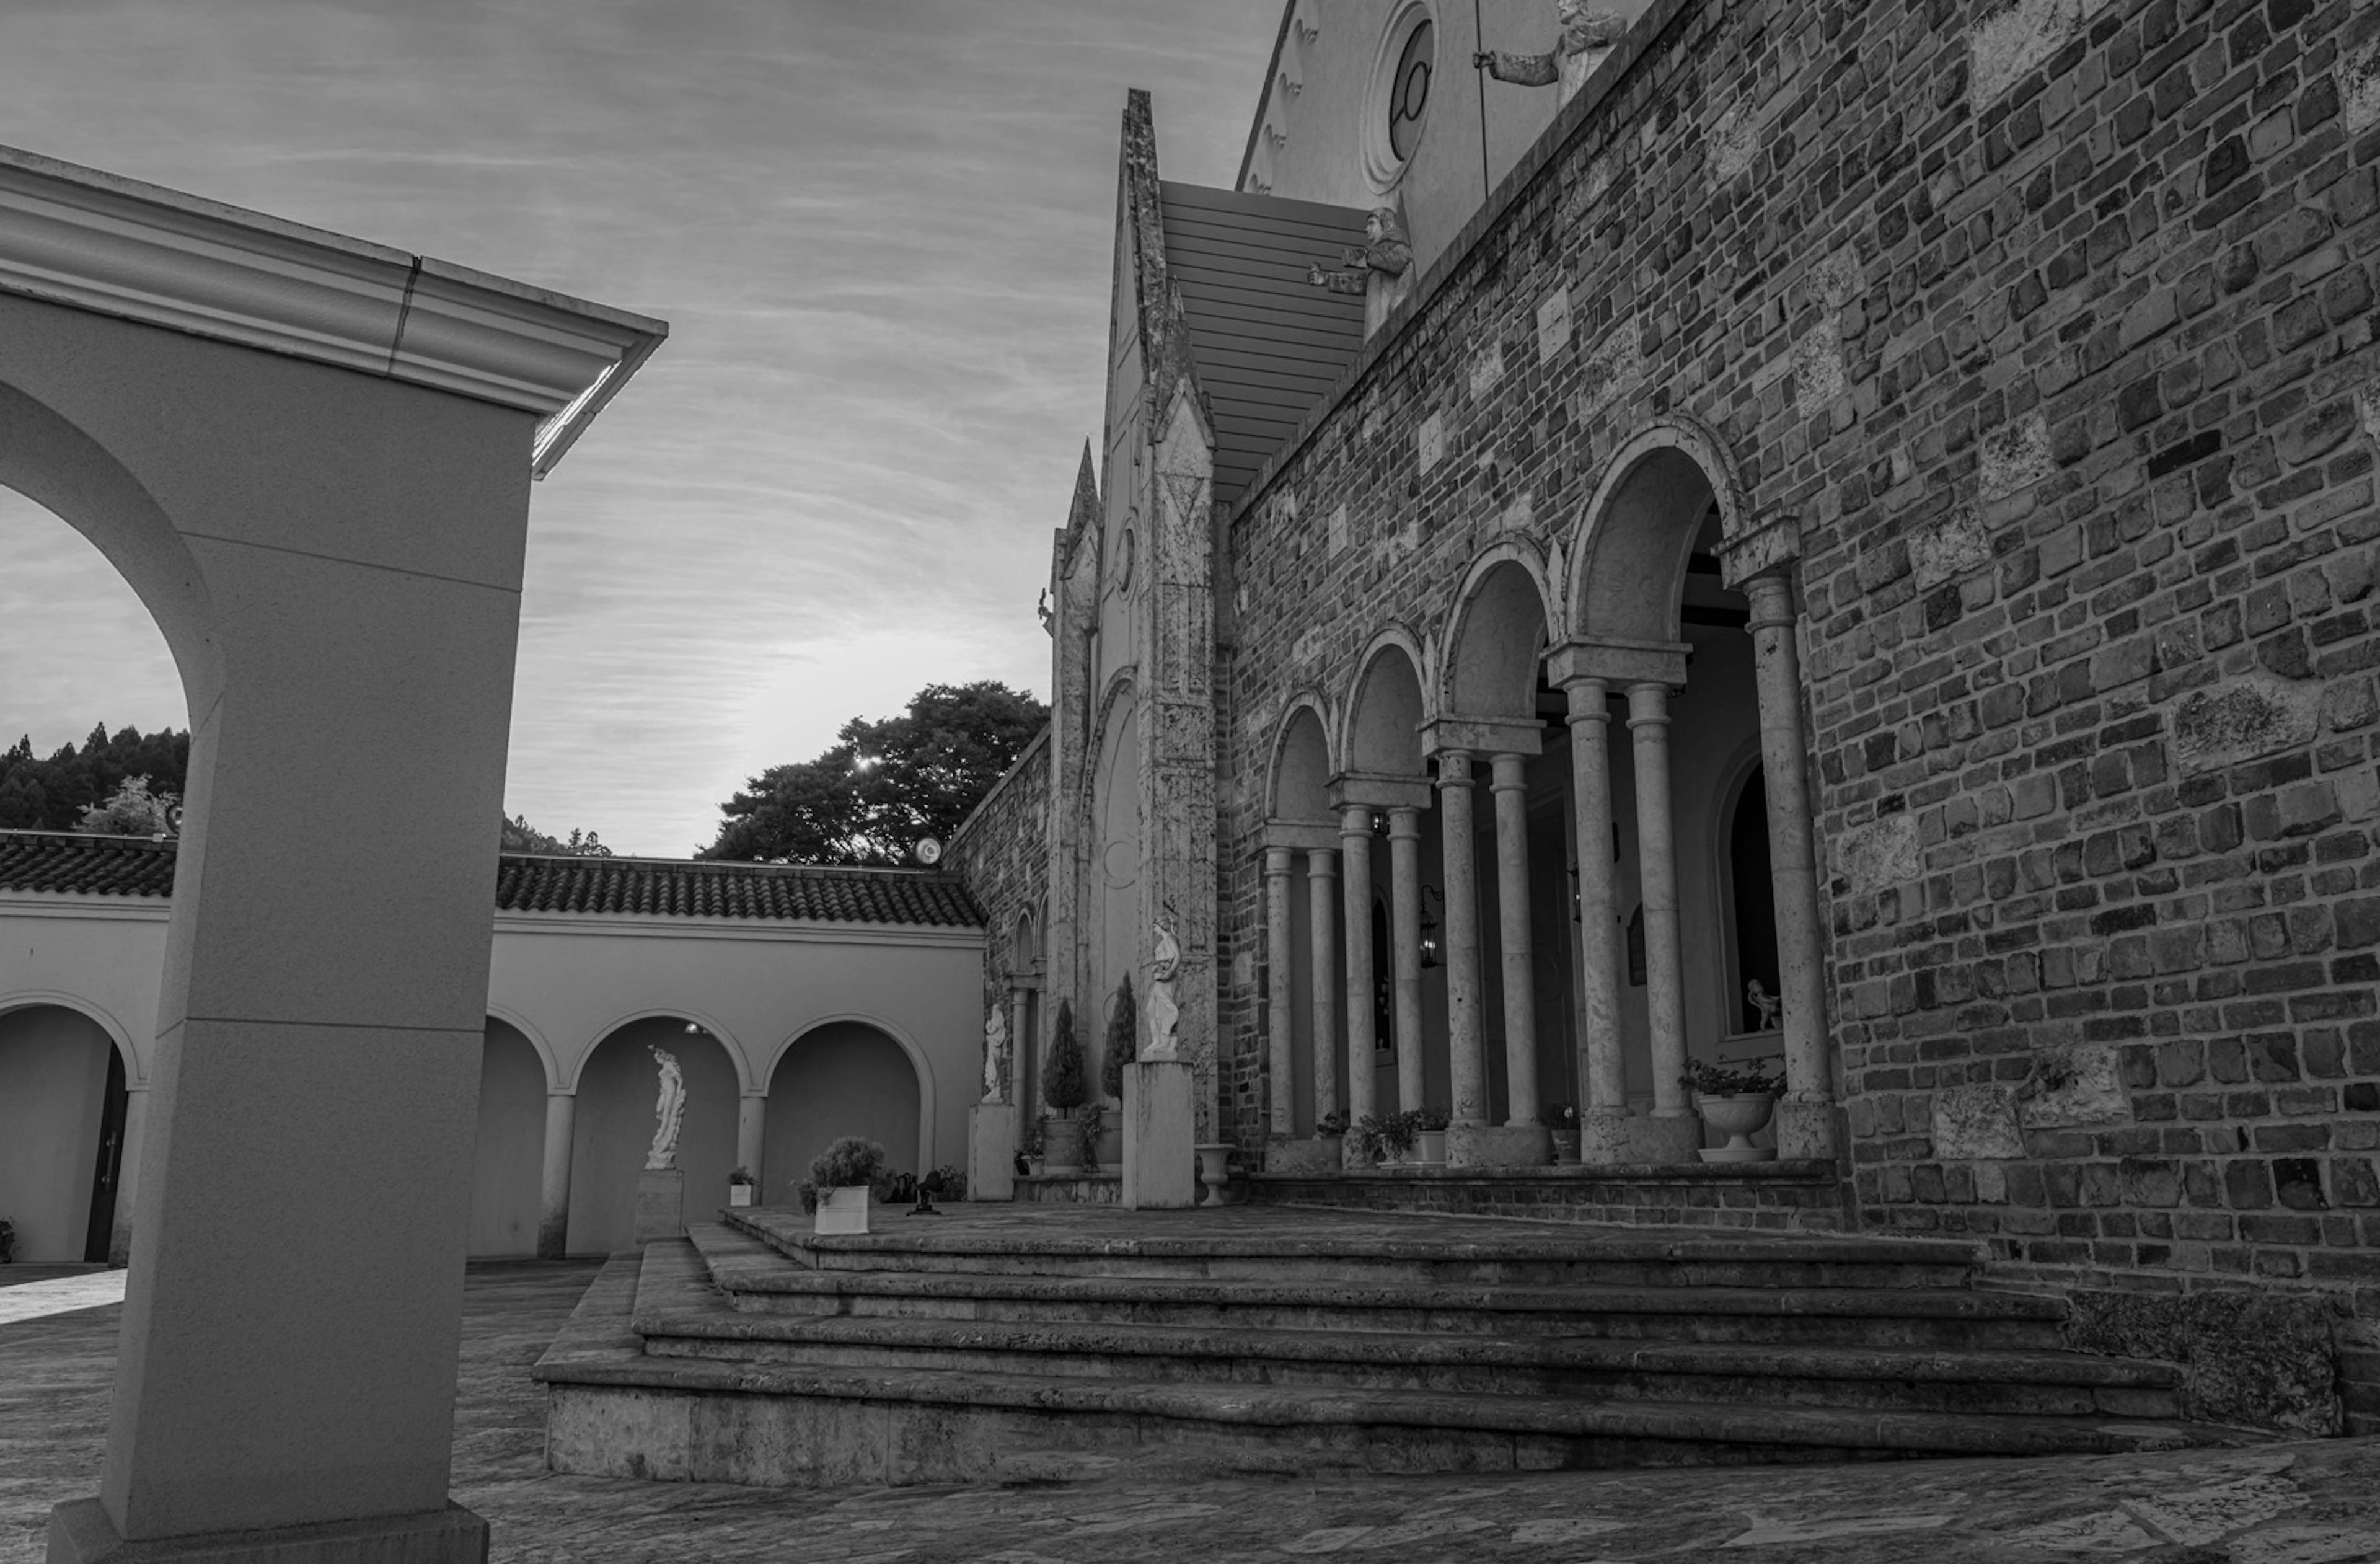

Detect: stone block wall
[1205, 0, 2380, 1367]
[946, 728, 1050, 1001]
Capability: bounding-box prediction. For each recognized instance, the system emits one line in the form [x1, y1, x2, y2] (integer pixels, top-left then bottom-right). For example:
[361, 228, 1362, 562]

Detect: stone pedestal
[970, 1102, 1016, 1201]
[633, 1168, 684, 1244]
[1622, 1115, 1706, 1165]
[1447, 1122, 1552, 1168]
[1773, 1097, 1839, 1161]
[1122, 1061, 1194, 1209]
[48, 1498, 488, 1564]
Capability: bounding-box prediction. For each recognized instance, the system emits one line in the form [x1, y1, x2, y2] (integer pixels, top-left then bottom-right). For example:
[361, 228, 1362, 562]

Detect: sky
[0, 0, 1281, 855]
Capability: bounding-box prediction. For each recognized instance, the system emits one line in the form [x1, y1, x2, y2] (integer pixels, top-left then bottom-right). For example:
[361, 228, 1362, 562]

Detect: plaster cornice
[0, 144, 667, 477]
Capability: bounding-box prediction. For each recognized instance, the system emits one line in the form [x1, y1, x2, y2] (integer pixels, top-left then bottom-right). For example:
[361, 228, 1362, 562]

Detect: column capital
[1263, 844, 1297, 875]
[1336, 802, 1375, 838]
[1327, 771, 1435, 812]
[1385, 806, 1423, 840]
[1625, 681, 1673, 727]
[1307, 846, 1339, 877]
[1740, 570, 1796, 630]
[1420, 715, 1541, 759]
[1263, 816, 1340, 853]
[1488, 751, 1531, 792]
[1717, 511, 1804, 589]
[1545, 636, 1688, 691]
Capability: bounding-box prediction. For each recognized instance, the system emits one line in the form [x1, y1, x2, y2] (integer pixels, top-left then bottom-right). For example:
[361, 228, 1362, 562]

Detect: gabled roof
[0, 831, 982, 929]
[1156, 182, 1368, 508]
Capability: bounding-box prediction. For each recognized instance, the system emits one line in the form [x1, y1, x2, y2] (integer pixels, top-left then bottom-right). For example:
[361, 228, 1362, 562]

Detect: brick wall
[1209, 0, 2380, 1363]
[946, 728, 1050, 999]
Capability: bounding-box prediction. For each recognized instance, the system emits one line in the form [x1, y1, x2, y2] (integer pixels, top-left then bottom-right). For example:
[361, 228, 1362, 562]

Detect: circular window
[1388, 20, 1434, 162]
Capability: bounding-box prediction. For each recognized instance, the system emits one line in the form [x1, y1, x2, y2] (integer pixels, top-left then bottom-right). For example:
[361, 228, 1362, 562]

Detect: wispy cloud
[0, 0, 1279, 852]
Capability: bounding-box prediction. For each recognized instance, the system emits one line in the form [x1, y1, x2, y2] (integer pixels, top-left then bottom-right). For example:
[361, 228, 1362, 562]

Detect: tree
[76, 775, 177, 837]
[0, 724, 190, 833]
[1101, 973, 1137, 1101]
[500, 814, 614, 856]
[1042, 999, 1087, 1112]
[700, 680, 1047, 865]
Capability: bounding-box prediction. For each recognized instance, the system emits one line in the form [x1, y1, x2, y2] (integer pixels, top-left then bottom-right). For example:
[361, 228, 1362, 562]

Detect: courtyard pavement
[4, 1259, 2378, 1563]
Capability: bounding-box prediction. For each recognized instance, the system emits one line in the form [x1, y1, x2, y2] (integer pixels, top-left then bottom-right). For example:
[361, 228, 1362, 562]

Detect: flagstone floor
[4, 1258, 2378, 1563]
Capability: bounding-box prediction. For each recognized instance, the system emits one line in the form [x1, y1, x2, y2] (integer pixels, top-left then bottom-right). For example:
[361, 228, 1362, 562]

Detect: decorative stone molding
[0, 144, 666, 477]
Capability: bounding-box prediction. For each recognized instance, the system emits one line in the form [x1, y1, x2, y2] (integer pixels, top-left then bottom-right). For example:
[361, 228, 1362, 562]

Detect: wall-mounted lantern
[1418, 884, 1443, 969]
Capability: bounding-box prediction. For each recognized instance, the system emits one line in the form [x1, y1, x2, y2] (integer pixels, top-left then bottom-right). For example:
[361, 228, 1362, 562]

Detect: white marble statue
[982, 1002, 1008, 1103]
[1144, 922, 1182, 1061]
[645, 1045, 685, 1171]
[1747, 978, 1783, 1032]
[1473, 0, 1626, 103]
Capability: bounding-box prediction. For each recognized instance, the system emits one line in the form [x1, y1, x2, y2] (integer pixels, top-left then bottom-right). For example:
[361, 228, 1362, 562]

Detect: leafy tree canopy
[0, 724, 189, 833]
[500, 814, 614, 857]
[77, 775, 178, 838]
[699, 680, 1047, 865]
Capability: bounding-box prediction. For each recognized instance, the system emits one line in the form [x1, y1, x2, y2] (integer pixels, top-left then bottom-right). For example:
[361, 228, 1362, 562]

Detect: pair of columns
[534, 1085, 772, 1258]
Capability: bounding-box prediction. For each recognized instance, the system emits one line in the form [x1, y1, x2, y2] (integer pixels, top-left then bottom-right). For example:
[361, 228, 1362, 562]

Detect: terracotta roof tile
[0, 832, 981, 929]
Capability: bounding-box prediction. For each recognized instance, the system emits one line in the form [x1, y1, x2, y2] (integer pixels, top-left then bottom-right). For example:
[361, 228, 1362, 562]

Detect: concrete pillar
[107, 1085, 149, 1268]
[1263, 846, 1296, 1141]
[1562, 679, 1629, 1164]
[1488, 753, 1541, 1131]
[1745, 572, 1836, 1160]
[1306, 847, 1339, 1124]
[1628, 682, 1693, 1136]
[537, 1092, 576, 1260]
[736, 1092, 767, 1196]
[1436, 751, 1486, 1135]
[1386, 808, 1426, 1116]
[1338, 806, 1378, 1128]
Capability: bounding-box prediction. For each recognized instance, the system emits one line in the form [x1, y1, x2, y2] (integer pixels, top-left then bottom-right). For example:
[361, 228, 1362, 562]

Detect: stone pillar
[1435, 751, 1487, 1150]
[107, 1085, 149, 1268]
[1745, 572, 1836, 1160]
[1122, 1059, 1196, 1208]
[1008, 985, 1033, 1159]
[736, 1092, 767, 1198]
[1306, 847, 1339, 1125]
[537, 1092, 576, 1260]
[1263, 846, 1297, 1142]
[1561, 679, 1629, 1164]
[1386, 808, 1426, 1116]
[1628, 681, 1698, 1159]
[1489, 753, 1546, 1146]
[1338, 806, 1378, 1129]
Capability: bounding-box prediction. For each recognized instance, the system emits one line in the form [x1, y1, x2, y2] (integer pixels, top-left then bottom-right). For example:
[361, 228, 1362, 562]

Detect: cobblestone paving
[6, 1261, 2378, 1563]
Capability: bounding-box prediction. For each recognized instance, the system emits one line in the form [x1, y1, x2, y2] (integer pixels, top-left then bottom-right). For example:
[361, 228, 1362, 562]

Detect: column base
[1577, 1108, 1634, 1165]
[633, 1167, 684, 1244]
[1264, 1136, 1341, 1175]
[535, 1211, 568, 1261]
[49, 1499, 488, 1564]
[969, 1102, 1016, 1201]
[1446, 1122, 1552, 1168]
[1774, 1097, 1839, 1160]
[1620, 1114, 1704, 1165]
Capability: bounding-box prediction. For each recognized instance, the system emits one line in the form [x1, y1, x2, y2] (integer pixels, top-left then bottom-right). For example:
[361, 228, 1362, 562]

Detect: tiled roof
[0, 831, 982, 929]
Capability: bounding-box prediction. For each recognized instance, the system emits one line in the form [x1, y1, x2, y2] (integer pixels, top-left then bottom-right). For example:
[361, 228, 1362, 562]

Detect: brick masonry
[946, 730, 1050, 1012]
[1192, 0, 2380, 1420]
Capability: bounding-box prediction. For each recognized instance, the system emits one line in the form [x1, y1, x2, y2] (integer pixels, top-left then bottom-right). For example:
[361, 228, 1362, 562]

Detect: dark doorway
[1729, 767, 1783, 1033]
[82, 1045, 128, 1263]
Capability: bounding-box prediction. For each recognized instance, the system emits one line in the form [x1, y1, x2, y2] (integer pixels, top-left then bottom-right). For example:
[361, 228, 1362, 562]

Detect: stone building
[949, 0, 2380, 1425]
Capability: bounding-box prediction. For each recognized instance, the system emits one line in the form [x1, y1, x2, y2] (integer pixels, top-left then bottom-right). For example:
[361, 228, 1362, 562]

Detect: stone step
[688, 1224, 2068, 1351]
[723, 1205, 1987, 1291]
[636, 1250, 2181, 1419]
[537, 1250, 2252, 1490]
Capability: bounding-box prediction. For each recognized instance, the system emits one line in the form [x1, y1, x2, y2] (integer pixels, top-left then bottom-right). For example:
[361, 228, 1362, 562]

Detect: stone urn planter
[1042, 1113, 1085, 1173]
[813, 1185, 870, 1234]
[1694, 1092, 1779, 1162]
[1194, 1142, 1236, 1204]
[1412, 1129, 1448, 1165]
[728, 1167, 755, 1207]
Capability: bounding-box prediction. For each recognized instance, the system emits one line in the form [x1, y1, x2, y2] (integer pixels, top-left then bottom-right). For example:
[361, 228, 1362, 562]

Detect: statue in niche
[1473, 0, 1627, 103]
[1307, 206, 1412, 297]
[982, 1002, 1008, 1103]
[645, 1046, 685, 1171]
[1747, 979, 1783, 1032]
[1143, 922, 1182, 1062]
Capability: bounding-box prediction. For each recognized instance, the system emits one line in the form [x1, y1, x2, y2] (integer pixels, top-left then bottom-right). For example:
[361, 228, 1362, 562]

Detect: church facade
[950, 0, 2380, 1403]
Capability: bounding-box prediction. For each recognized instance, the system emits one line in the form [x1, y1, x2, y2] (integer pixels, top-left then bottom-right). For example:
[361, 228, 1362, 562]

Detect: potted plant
[1352, 1111, 1416, 1165]
[1411, 1106, 1450, 1165]
[728, 1166, 756, 1207]
[799, 1136, 888, 1234]
[1551, 1107, 1580, 1165]
[1316, 1109, 1349, 1165]
[1682, 1056, 1784, 1162]
[1042, 998, 1089, 1172]
[1018, 1123, 1046, 1178]
[1097, 973, 1135, 1167]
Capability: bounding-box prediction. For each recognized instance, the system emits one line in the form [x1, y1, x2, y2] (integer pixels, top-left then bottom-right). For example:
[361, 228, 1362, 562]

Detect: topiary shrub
[1043, 998, 1087, 1112]
[1101, 973, 1137, 1100]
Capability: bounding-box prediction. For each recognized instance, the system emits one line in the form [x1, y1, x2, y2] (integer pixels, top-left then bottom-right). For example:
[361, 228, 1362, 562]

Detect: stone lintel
[1261, 817, 1340, 854]
[1418, 717, 1543, 760]
[1717, 513, 1803, 588]
[1545, 637, 1690, 690]
[1326, 772, 1435, 813]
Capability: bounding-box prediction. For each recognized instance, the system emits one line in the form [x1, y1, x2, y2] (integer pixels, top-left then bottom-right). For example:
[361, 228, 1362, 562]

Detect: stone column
[1561, 679, 1629, 1164]
[1263, 846, 1296, 1142]
[736, 1092, 767, 1197]
[1628, 681, 1696, 1155]
[107, 1085, 149, 1268]
[537, 1092, 576, 1260]
[1386, 808, 1426, 1116]
[1488, 753, 1544, 1139]
[1436, 751, 1486, 1141]
[1338, 806, 1378, 1129]
[1008, 985, 1033, 1155]
[1306, 846, 1340, 1126]
[1745, 572, 1836, 1159]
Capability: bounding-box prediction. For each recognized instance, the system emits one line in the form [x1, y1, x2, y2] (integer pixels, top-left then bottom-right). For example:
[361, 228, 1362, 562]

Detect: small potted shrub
[1411, 1106, 1450, 1165]
[1097, 973, 1135, 1165]
[728, 1166, 756, 1208]
[1018, 1123, 1046, 1178]
[1682, 1056, 1784, 1162]
[1550, 1107, 1580, 1165]
[800, 1136, 888, 1234]
[1316, 1108, 1349, 1166]
[1352, 1111, 1415, 1165]
[1042, 999, 1089, 1172]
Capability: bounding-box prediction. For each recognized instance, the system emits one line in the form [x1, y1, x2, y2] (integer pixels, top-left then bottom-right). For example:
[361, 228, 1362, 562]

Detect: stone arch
[1088, 669, 1143, 1020]
[485, 1002, 561, 1092]
[566, 1012, 741, 1253]
[1269, 695, 1336, 819]
[1011, 908, 1039, 971]
[469, 1015, 547, 1257]
[1565, 416, 1750, 643]
[568, 1004, 754, 1093]
[1442, 542, 1557, 720]
[0, 989, 143, 1085]
[1342, 629, 1432, 777]
[764, 1012, 933, 1182]
[0, 997, 131, 1262]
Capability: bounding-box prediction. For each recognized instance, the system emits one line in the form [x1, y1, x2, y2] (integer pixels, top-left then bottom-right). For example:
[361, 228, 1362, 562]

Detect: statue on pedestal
[1473, 0, 1626, 103]
[1143, 922, 1182, 1062]
[982, 1002, 1008, 1103]
[645, 1046, 685, 1171]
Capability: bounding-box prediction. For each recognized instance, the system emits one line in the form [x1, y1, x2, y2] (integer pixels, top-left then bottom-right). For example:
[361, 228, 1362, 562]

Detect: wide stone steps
[535, 1206, 2256, 1487]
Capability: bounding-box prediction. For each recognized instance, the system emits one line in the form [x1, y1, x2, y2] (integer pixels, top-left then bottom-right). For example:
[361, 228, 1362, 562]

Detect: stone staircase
[533, 1204, 2255, 1488]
